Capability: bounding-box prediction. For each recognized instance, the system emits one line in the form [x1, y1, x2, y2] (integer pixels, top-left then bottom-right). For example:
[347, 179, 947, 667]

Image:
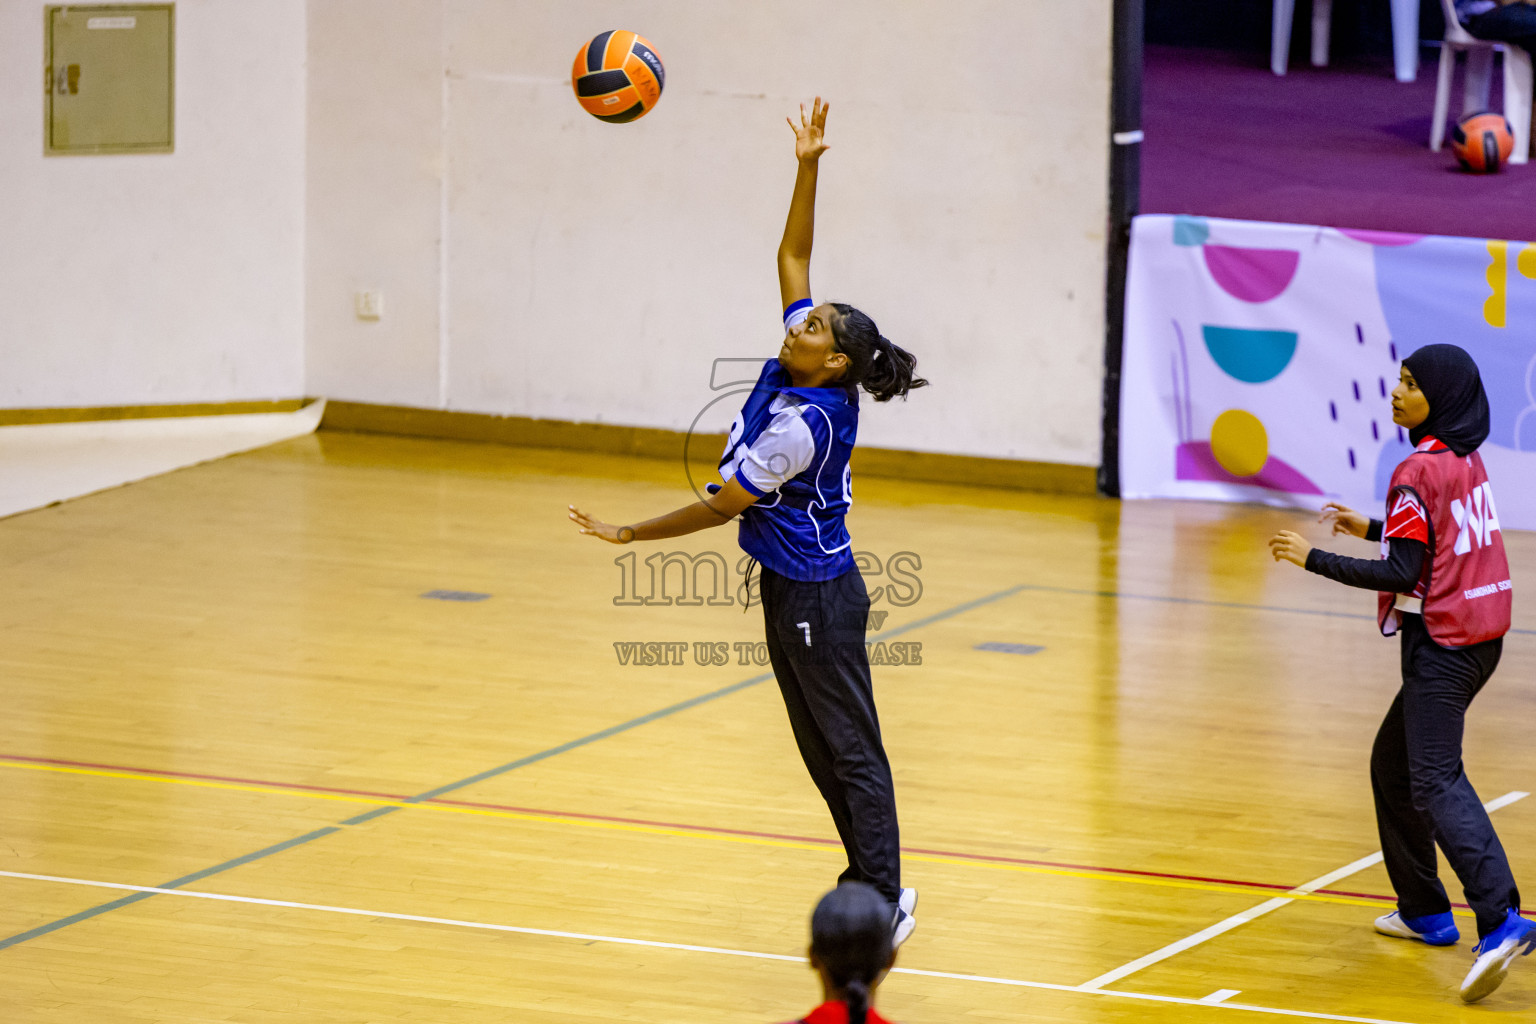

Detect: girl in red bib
[781, 882, 897, 1024]
[1270, 344, 1530, 1003]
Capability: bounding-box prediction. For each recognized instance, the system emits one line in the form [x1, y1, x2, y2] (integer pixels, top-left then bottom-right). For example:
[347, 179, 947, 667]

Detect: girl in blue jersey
[570, 97, 928, 947]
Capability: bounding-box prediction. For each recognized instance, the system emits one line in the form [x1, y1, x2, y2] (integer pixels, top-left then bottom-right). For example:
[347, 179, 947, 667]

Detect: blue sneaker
[1374, 909, 1459, 946]
[1460, 909, 1536, 1003]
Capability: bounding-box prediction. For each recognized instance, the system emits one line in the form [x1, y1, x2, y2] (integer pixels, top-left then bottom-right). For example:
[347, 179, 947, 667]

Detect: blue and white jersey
[717, 300, 859, 582]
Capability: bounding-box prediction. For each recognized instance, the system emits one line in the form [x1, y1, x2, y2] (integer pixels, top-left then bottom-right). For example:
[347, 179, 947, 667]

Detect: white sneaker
[892, 887, 917, 949]
[1460, 910, 1536, 1003]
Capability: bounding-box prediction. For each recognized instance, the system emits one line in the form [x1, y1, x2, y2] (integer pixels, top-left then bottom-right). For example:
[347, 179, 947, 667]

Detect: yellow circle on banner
[1210, 409, 1268, 478]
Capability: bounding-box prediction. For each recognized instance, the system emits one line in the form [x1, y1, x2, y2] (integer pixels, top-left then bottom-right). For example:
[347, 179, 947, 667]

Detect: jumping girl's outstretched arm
[570, 101, 837, 546]
[778, 97, 830, 312]
[568, 477, 758, 545]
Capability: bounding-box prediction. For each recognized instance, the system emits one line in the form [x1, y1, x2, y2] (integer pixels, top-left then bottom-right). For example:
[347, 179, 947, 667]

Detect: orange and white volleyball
[571, 30, 665, 123]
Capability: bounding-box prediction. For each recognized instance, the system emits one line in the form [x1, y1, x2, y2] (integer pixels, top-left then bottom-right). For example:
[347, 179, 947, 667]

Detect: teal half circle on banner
[1201, 325, 1298, 383]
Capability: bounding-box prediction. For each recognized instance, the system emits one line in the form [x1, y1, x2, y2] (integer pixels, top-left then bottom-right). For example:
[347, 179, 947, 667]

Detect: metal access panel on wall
[45, 4, 174, 155]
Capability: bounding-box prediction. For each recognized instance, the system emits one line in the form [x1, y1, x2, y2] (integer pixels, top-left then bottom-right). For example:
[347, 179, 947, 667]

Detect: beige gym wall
[0, 1, 307, 409]
[305, 1, 1114, 467]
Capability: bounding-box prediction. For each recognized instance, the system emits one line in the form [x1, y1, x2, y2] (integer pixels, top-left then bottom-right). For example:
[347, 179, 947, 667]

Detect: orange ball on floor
[1450, 112, 1514, 173]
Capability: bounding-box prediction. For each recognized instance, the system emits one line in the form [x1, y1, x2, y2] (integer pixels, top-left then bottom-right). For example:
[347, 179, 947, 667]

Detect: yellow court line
[0, 757, 1409, 913]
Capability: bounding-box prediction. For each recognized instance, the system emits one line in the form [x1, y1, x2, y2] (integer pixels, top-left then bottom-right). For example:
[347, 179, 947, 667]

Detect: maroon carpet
[1143, 44, 1536, 242]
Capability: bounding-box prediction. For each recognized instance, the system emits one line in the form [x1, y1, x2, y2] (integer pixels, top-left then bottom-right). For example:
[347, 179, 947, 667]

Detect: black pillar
[1098, 0, 1143, 497]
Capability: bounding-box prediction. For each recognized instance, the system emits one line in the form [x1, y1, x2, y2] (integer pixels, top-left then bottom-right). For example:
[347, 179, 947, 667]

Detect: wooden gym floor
[1, 430, 1533, 1024]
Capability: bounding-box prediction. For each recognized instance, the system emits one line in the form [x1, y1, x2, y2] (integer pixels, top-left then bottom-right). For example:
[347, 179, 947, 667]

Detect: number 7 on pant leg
[796, 621, 812, 646]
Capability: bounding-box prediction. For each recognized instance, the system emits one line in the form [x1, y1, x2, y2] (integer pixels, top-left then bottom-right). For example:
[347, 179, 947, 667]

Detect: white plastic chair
[1431, 0, 1532, 164]
[1272, 0, 1422, 82]
[1272, 0, 1334, 75]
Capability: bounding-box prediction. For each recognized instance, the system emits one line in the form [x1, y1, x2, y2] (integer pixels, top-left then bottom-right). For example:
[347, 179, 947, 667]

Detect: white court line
[1078, 790, 1529, 992]
[0, 869, 1424, 1024]
[1203, 989, 1243, 1004]
[1484, 790, 1531, 814]
[0, 870, 802, 964]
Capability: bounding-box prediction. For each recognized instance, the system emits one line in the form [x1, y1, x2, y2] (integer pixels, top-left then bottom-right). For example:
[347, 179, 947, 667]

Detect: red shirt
[1377, 436, 1512, 645]
[1381, 488, 1430, 599]
[786, 1001, 896, 1024]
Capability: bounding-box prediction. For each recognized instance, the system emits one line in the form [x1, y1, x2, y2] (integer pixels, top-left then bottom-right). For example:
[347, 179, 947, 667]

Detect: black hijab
[1402, 344, 1490, 457]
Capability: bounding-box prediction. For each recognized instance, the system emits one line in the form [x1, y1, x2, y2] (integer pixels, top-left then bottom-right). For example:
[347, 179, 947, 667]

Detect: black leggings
[1466, 5, 1536, 62]
[1371, 613, 1518, 938]
[759, 564, 901, 904]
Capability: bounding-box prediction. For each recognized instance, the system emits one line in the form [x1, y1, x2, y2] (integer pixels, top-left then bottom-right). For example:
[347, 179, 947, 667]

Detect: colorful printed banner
[1120, 215, 1536, 530]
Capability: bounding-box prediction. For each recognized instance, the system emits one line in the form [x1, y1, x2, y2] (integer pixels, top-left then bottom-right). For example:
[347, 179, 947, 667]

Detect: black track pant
[759, 564, 901, 904]
[1466, 6, 1536, 66]
[1372, 613, 1518, 938]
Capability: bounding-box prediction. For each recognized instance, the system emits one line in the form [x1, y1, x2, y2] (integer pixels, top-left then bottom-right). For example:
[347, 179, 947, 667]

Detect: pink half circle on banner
[1175, 441, 1323, 494]
[1201, 245, 1300, 303]
[1336, 228, 1423, 247]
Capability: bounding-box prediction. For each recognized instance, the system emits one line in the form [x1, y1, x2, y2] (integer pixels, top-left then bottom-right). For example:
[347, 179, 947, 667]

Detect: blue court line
[0, 582, 1024, 951]
[0, 824, 350, 951]
[1011, 583, 1536, 635]
[413, 583, 1025, 800]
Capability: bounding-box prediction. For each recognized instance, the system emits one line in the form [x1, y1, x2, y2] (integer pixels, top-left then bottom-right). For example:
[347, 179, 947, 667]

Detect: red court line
[1, 751, 1419, 906]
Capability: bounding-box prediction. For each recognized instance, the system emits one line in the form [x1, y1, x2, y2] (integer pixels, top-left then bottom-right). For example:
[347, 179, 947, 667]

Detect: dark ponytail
[830, 303, 929, 403]
[844, 979, 871, 1024]
[810, 882, 892, 1024]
